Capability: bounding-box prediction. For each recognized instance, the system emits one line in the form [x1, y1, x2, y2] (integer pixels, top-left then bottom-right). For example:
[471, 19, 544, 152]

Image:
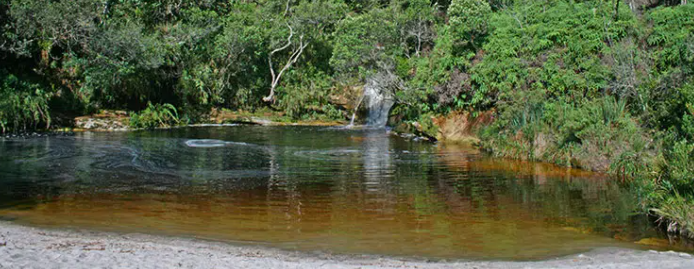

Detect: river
[0, 126, 689, 260]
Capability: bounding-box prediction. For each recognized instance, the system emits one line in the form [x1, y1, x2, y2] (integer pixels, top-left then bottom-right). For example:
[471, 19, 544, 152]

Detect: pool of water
[0, 126, 687, 260]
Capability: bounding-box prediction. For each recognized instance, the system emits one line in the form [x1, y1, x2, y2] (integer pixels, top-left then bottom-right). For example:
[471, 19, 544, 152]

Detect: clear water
[0, 126, 688, 260]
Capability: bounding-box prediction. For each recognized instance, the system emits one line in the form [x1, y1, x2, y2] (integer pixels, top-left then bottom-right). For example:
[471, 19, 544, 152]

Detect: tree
[263, 0, 347, 103]
[447, 0, 492, 50]
[9, 0, 103, 54]
[264, 23, 309, 102]
[331, 7, 400, 79]
[398, 0, 438, 57]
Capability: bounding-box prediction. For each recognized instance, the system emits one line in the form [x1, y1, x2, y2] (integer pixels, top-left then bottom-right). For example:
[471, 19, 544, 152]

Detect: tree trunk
[264, 24, 309, 103]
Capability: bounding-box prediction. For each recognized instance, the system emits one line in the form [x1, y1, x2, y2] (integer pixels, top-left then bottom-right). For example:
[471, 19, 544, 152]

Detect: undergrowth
[129, 102, 183, 129]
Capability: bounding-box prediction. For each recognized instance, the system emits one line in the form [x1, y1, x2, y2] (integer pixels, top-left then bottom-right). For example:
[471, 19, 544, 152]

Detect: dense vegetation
[1, 0, 693, 237]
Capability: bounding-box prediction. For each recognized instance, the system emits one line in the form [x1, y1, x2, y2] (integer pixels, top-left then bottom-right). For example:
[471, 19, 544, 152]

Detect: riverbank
[0, 222, 693, 269]
[70, 108, 346, 132]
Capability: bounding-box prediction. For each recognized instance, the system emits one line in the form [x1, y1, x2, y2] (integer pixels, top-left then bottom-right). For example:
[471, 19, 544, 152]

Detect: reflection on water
[0, 126, 689, 260]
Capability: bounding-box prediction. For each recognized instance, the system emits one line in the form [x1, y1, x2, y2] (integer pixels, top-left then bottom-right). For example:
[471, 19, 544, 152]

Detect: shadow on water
[0, 126, 692, 260]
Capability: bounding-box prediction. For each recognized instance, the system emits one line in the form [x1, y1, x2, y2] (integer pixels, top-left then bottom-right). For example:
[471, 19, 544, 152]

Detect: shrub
[480, 92, 652, 171]
[275, 67, 345, 120]
[129, 102, 181, 129]
[651, 193, 694, 238]
[0, 72, 52, 133]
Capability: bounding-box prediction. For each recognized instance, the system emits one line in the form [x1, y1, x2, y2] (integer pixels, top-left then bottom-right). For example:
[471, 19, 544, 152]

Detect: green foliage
[176, 6, 266, 110]
[1, 0, 694, 238]
[651, 193, 694, 237]
[81, 20, 167, 106]
[9, 0, 102, 51]
[481, 91, 651, 171]
[0, 71, 52, 133]
[331, 7, 400, 79]
[448, 0, 492, 49]
[470, 1, 637, 109]
[661, 140, 694, 193]
[275, 66, 342, 120]
[639, 4, 694, 133]
[2, 0, 356, 121]
[129, 102, 181, 129]
[645, 4, 694, 76]
[639, 83, 694, 237]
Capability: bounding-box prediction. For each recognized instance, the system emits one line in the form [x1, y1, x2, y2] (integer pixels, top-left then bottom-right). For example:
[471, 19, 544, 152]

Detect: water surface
[0, 126, 686, 260]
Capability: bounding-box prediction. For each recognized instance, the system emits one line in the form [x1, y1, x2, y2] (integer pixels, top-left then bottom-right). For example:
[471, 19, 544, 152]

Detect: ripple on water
[293, 148, 435, 164]
[185, 139, 250, 148]
[293, 149, 367, 161]
[2, 127, 691, 260]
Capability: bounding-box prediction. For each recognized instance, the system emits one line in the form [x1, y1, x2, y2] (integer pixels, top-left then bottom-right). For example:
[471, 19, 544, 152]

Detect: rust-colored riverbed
[0, 126, 688, 260]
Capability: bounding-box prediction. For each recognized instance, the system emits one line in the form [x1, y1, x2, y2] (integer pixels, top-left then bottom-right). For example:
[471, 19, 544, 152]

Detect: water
[347, 75, 395, 128]
[364, 77, 395, 128]
[0, 126, 689, 260]
[347, 93, 364, 128]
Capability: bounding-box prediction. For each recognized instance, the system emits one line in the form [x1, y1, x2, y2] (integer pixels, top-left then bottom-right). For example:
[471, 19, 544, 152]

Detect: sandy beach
[0, 221, 692, 269]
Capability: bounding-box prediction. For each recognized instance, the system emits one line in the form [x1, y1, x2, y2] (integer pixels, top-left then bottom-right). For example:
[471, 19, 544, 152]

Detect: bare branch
[263, 24, 309, 103]
[284, 0, 291, 17]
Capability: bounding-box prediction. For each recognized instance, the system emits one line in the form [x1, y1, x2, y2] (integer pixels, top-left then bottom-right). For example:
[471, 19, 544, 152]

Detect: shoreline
[1, 221, 693, 268]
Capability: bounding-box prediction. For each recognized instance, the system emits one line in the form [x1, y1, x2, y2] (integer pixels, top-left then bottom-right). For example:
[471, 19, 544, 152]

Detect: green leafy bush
[129, 102, 181, 129]
[480, 91, 651, 171]
[645, 4, 694, 76]
[651, 193, 694, 238]
[470, 1, 637, 108]
[0, 72, 52, 133]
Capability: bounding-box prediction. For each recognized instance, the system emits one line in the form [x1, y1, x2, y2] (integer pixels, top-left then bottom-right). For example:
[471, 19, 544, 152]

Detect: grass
[129, 102, 182, 129]
[651, 193, 694, 238]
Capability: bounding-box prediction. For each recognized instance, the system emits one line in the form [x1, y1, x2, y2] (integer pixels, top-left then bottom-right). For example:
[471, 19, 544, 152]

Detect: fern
[129, 102, 181, 129]
[0, 72, 52, 133]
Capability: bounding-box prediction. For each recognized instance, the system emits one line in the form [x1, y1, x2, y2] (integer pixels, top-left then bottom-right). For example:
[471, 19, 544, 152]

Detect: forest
[1, 0, 694, 237]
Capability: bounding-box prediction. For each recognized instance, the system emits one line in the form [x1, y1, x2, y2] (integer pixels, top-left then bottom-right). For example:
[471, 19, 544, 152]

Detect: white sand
[1, 221, 693, 269]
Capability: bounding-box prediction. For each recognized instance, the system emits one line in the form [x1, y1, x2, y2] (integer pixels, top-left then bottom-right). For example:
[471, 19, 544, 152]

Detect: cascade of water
[347, 93, 365, 128]
[344, 74, 396, 129]
[364, 78, 395, 128]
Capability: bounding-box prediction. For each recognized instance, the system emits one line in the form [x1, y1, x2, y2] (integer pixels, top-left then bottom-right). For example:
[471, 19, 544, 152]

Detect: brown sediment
[0, 168, 649, 261]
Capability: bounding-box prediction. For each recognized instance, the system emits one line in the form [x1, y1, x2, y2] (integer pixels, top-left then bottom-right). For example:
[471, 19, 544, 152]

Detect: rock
[74, 110, 130, 131]
[431, 110, 495, 144]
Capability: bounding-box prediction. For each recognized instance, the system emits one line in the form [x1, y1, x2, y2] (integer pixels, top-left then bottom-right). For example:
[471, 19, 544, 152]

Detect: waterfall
[345, 73, 397, 129]
[363, 77, 395, 128]
[347, 93, 365, 128]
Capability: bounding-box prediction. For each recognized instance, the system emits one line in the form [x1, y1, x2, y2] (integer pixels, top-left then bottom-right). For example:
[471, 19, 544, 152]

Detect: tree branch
[264, 24, 309, 103]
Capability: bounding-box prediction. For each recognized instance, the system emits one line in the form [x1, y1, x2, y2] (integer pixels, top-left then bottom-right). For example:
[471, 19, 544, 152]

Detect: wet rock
[74, 110, 130, 131]
[431, 110, 495, 144]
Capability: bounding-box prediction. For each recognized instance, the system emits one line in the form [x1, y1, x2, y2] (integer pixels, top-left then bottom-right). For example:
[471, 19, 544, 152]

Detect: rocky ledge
[74, 110, 130, 131]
